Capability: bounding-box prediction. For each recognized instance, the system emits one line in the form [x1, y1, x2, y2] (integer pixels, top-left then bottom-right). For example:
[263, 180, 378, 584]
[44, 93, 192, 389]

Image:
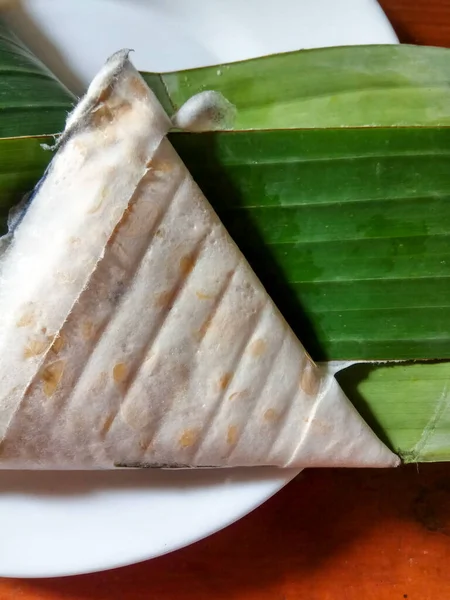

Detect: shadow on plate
[0, 465, 296, 497]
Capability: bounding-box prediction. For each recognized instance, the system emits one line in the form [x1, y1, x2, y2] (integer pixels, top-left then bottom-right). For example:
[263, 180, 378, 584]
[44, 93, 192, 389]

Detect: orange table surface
[2, 1, 450, 598]
[3, 466, 450, 600]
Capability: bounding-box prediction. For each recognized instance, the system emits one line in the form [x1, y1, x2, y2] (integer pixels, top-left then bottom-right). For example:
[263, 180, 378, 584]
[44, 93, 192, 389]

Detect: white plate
[7, 0, 398, 94]
[0, 0, 398, 579]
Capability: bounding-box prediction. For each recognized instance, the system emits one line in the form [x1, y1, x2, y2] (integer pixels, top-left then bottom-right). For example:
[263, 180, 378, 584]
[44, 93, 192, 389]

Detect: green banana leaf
[169, 127, 450, 362]
[0, 20, 74, 137]
[0, 19, 73, 222]
[145, 47, 450, 460]
[144, 45, 450, 128]
[0, 136, 53, 224]
[2, 19, 450, 461]
[337, 361, 450, 463]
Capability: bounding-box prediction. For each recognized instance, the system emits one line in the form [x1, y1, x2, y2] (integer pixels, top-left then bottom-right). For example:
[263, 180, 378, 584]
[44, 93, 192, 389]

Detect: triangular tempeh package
[0, 51, 399, 469]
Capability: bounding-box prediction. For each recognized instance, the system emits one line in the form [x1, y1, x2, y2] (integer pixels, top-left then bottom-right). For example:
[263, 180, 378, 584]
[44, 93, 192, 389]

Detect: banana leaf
[144, 45, 450, 128]
[169, 127, 450, 362]
[0, 19, 73, 223]
[337, 361, 450, 463]
[1, 18, 450, 461]
[169, 127, 450, 460]
[0, 19, 73, 137]
[144, 47, 450, 460]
